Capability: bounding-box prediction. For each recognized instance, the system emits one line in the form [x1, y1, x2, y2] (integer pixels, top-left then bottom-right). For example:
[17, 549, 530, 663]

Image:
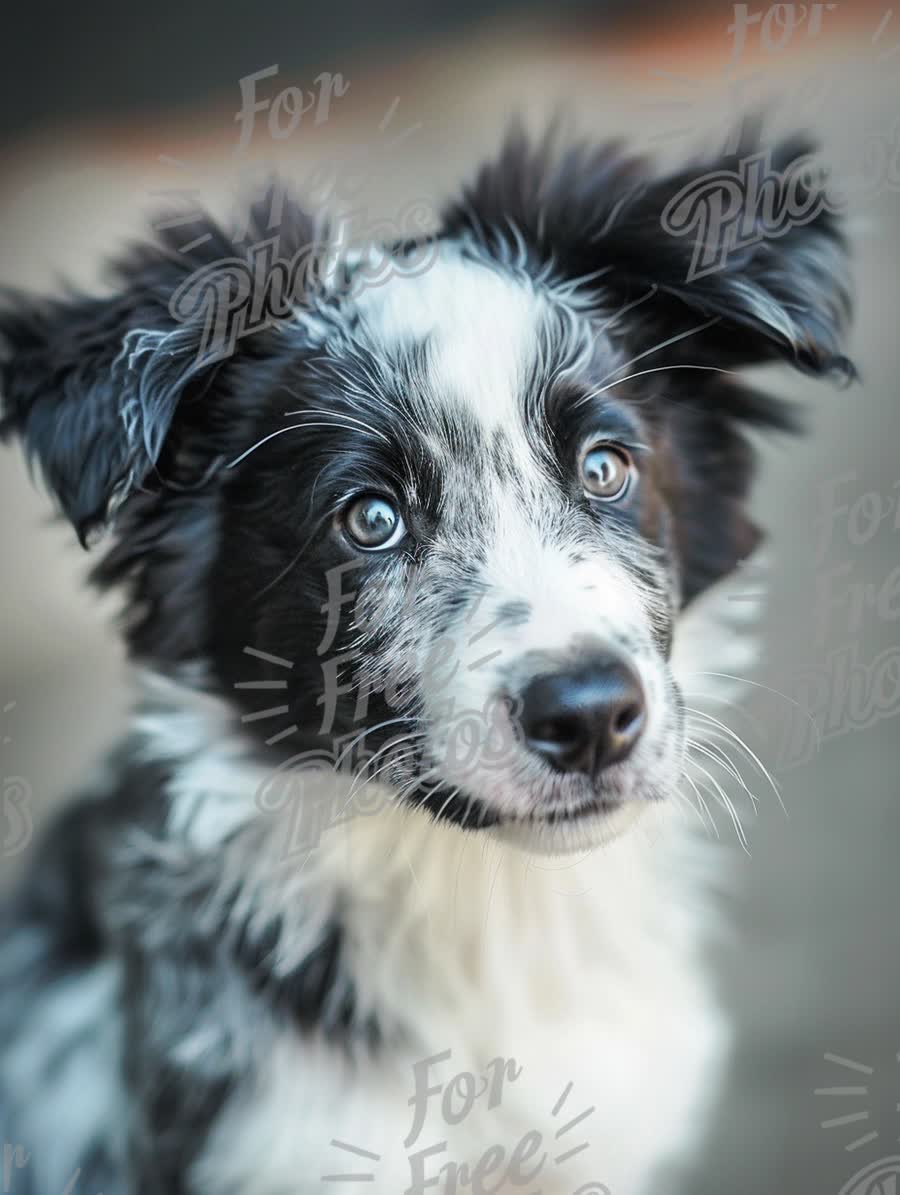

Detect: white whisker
[593, 316, 721, 389]
[686, 707, 783, 814]
[674, 774, 717, 831]
[687, 737, 759, 813]
[688, 754, 750, 854]
[281, 405, 390, 444]
[679, 770, 719, 837]
[227, 423, 370, 469]
[574, 364, 738, 407]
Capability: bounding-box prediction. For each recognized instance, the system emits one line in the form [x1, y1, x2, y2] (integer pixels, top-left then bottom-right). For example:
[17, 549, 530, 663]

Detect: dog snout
[518, 651, 646, 779]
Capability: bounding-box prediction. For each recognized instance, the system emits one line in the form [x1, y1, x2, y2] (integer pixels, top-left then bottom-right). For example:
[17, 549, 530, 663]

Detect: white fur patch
[196, 800, 728, 1195]
[354, 245, 551, 433]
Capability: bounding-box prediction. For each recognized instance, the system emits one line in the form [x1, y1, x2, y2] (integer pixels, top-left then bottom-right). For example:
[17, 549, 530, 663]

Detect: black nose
[519, 652, 646, 778]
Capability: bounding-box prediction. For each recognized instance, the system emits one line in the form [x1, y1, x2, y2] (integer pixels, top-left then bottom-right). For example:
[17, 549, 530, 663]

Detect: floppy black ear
[0, 187, 318, 545]
[0, 279, 211, 545]
[443, 122, 854, 379]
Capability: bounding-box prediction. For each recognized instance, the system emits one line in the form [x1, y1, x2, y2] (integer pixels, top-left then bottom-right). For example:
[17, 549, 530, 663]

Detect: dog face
[0, 128, 853, 850]
[218, 249, 683, 846]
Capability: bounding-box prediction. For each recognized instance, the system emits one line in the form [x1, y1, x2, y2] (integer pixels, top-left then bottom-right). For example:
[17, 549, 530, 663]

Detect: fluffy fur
[0, 124, 853, 1194]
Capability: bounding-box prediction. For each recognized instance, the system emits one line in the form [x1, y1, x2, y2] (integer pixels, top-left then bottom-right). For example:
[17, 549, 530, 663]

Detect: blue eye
[342, 494, 406, 550]
[581, 444, 633, 502]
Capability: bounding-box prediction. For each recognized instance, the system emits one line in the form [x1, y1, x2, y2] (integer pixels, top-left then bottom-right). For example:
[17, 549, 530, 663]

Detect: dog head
[0, 127, 853, 851]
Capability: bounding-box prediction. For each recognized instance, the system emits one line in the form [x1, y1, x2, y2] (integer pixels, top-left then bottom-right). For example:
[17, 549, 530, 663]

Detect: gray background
[1, 3, 899, 1193]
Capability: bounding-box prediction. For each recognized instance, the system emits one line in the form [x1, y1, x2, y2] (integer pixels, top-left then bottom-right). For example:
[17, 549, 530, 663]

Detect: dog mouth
[522, 794, 624, 825]
[408, 773, 632, 832]
[347, 678, 678, 834]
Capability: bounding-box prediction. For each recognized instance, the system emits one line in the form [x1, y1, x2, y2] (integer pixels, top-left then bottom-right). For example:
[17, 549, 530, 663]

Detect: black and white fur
[0, 125, 853, 1194]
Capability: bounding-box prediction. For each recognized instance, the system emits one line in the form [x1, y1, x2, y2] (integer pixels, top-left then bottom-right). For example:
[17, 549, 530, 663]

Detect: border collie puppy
[0, 126, 852, 1195]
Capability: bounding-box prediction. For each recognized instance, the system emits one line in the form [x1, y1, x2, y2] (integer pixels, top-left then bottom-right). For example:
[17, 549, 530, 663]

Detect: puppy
[0, 126, 852, 1194]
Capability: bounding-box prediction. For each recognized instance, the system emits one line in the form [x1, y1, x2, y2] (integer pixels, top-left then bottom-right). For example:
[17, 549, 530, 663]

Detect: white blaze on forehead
[354, 246, 550, 432]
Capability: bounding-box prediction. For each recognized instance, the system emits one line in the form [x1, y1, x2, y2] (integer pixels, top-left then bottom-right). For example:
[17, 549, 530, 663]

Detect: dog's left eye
[342, 494, 406, 550]
[581, 444, 634, 502]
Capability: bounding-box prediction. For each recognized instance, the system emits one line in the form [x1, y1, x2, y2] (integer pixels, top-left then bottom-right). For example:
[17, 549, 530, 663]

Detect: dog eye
[581, 444, 633, 502]
[342, 494, 406, 550]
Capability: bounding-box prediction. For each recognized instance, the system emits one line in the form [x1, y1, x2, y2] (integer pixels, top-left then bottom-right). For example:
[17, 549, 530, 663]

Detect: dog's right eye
[580, 443, 634, 503]
[341, 494, 406, 551]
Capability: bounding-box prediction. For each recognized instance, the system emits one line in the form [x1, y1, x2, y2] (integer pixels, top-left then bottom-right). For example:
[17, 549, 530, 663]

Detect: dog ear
[0, 277, 212, 546]
[443, 122, 855, 379]
[0, 187, 319, 546]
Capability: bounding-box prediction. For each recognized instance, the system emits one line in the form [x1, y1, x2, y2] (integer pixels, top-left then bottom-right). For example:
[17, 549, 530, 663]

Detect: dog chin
[488, 798, 651, 855]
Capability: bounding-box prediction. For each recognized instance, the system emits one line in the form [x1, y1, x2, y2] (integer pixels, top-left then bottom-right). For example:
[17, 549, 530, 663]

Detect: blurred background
[1, 2, 899, 1192]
